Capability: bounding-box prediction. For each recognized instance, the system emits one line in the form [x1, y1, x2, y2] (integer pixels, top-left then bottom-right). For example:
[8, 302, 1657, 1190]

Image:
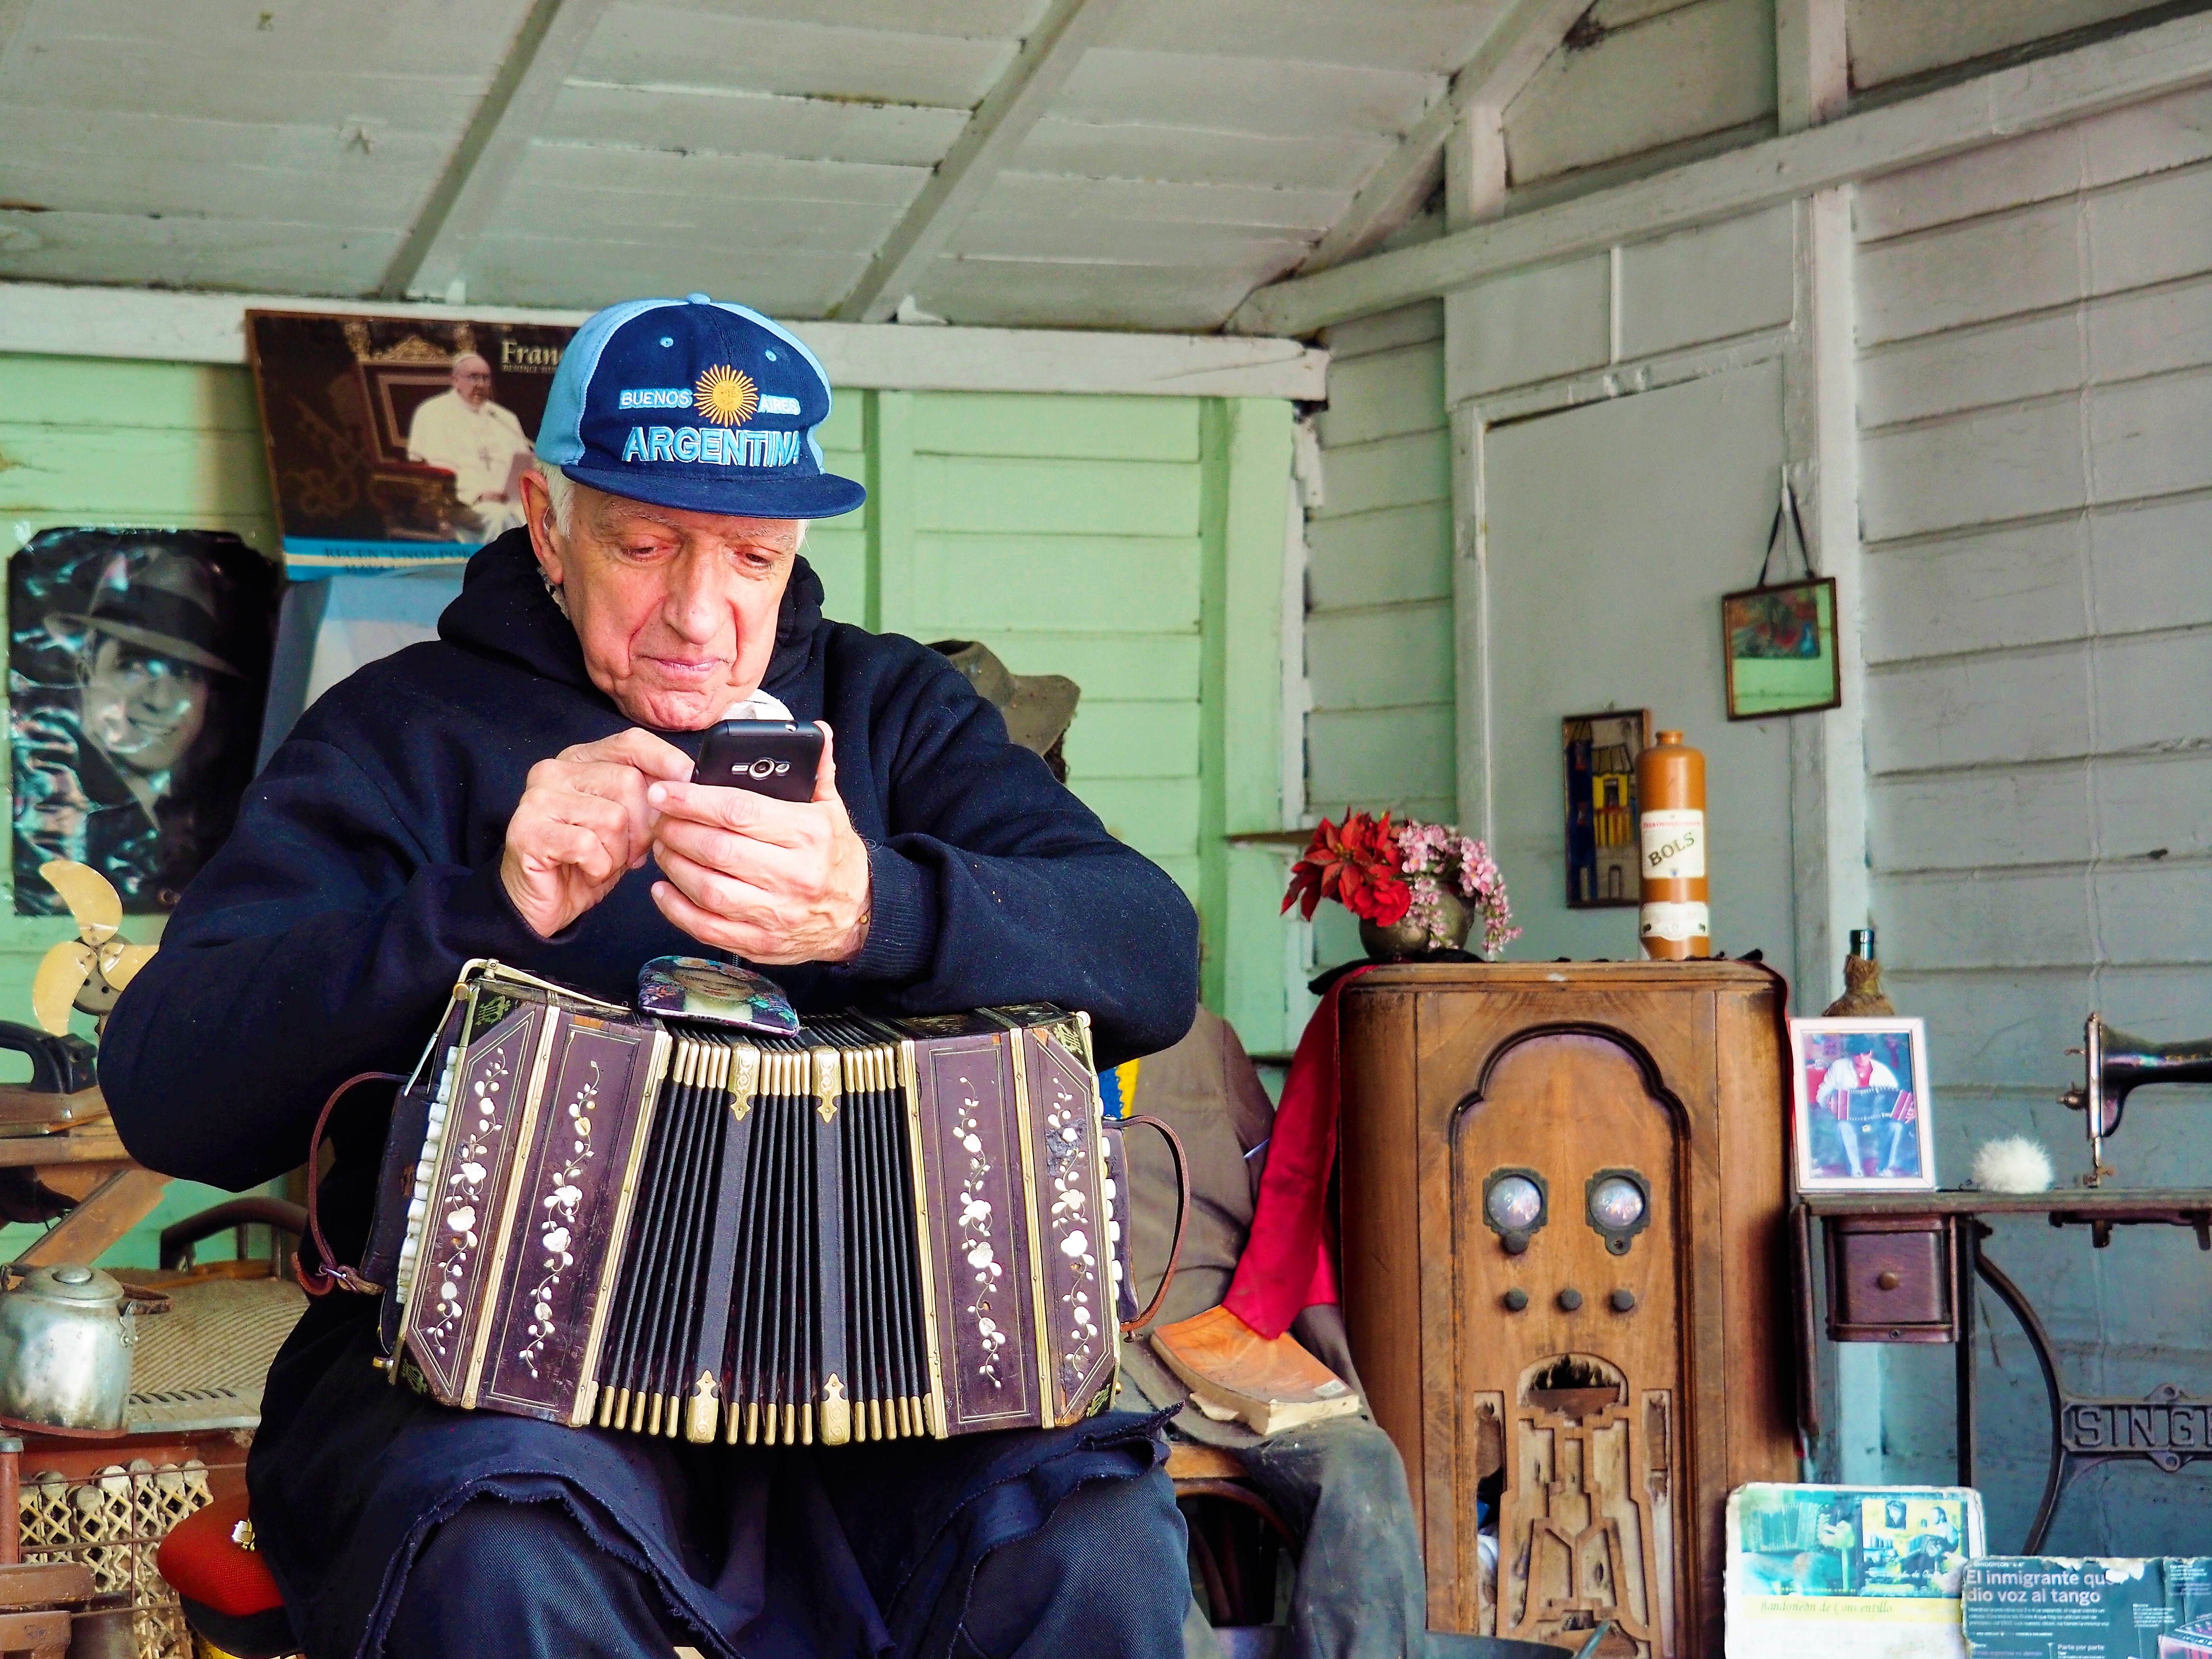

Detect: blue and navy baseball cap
[535, 293, 866, 519]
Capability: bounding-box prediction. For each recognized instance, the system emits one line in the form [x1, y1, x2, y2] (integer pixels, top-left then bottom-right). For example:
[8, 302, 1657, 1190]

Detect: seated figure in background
[1118, 1012, 1434, 1659]
[940, 636, 1432, 1659]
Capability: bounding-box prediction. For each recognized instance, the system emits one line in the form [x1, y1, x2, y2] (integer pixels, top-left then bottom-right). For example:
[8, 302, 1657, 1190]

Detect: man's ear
[518, 469, 566, 588]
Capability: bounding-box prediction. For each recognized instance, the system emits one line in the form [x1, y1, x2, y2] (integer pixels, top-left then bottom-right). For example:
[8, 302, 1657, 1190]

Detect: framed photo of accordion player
[1791, 1016, 1936, 1192]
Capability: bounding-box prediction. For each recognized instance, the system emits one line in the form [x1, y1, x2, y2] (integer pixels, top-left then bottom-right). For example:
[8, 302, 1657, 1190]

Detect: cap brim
[561, 463, 866, 521]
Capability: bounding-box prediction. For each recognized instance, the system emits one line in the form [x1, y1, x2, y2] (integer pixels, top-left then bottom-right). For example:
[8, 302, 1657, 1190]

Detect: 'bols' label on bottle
[1640, 901, 1710, 942]
[1640, 808, 1706, 880]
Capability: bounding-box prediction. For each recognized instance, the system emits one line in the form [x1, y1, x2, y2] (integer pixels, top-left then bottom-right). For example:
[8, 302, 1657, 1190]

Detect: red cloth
[157, 1493, 284, 1617]
[1223, 967, 1371, 1339]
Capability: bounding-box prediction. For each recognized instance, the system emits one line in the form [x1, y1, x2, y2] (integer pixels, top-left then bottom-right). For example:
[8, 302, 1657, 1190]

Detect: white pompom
[1972, 1135, 2055, 1193]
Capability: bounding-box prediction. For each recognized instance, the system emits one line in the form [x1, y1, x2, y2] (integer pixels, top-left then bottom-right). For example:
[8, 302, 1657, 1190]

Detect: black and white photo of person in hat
[9, 529, 277, 913]
[102, 295, 1200, 1659]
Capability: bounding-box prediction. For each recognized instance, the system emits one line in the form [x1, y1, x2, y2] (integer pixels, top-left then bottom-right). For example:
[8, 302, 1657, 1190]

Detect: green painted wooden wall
[1304, 301, 1456, 967]
[0, 353, 278, 1264]
[0, 353, 1296, 1262]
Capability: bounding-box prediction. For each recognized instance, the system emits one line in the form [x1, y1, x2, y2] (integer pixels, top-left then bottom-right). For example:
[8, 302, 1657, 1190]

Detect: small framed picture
[1562, 709, 1650, 909]
[1791, 1017, 1936, 1192]
[1721, 576, 1840, 720]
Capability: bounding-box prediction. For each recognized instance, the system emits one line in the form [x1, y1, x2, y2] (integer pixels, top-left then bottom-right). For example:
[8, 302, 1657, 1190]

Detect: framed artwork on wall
[1721, 575, 1841, 719]
[1791, 1017, 1936, 1192]
[1562, 709, 1649, 909]
[9, 528, 280, 914]
[245, 310, 575, 577]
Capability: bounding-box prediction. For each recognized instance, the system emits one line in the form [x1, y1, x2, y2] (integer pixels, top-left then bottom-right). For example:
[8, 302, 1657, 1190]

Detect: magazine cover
[1728, 1484, 1986, 1658]
[1963, 1558, 2212, 1658]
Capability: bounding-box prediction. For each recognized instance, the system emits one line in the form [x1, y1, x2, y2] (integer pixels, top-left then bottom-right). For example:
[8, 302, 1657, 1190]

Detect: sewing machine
[2060, 1013, 2212, 1185]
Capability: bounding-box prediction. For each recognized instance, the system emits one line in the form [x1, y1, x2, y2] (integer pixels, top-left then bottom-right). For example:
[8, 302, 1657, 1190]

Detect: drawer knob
[1875, 1270, 1901, 1291]
[1503, 1288, 1529, 1312]
[1557, 1287, 1584, 1312]
[1609, 1288, 1637, 1313]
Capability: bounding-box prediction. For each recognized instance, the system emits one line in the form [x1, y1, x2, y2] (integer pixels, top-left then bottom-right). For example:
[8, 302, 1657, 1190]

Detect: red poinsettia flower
[1282, 811, 1412, 926]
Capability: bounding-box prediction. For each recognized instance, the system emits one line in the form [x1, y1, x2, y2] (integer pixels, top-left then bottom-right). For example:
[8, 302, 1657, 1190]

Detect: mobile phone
[692, 720, 824, 802]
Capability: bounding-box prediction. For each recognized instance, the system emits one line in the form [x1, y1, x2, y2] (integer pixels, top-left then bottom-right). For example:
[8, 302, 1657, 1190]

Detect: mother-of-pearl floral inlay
[952, 1087, 1009, 1388]
[414, 1038, 518, 1364]
[515, 1058, 600, 1378]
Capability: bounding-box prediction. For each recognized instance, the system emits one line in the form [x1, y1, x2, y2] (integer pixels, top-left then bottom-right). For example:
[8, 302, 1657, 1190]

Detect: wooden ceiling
[0, 0, 1565, 331]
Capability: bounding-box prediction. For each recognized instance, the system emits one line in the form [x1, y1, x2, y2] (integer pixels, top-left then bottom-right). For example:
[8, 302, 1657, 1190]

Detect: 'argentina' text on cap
[621, 426, 802, 467]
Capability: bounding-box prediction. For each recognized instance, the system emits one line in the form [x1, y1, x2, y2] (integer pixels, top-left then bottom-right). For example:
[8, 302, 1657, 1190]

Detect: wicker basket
[19, 1457, 214, 1659]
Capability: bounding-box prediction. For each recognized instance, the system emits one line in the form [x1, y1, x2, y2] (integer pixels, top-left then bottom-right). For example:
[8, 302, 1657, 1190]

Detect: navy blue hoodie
[102, 529, 1200, 1200]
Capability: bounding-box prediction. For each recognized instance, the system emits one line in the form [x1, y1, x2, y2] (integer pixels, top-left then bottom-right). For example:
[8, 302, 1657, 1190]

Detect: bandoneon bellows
[369, 962, 1124, 1446]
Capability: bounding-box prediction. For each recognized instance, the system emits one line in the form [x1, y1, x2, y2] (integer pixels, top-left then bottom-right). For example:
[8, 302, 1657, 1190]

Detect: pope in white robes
[406, 353, 533, 538]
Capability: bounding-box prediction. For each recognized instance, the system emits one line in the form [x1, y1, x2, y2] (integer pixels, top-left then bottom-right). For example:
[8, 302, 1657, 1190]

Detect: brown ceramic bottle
[1636, 729, 1710, 959]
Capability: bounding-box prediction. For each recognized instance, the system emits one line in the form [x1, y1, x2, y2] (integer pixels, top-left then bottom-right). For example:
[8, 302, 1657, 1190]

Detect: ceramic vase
[1359, 890, 1472, 961]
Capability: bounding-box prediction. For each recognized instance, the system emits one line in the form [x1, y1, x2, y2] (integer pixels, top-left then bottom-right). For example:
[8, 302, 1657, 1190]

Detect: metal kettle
[0, 1264, 133, 1431]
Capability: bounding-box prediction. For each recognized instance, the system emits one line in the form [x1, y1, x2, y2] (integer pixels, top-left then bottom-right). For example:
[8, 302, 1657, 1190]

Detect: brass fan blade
[98, 940, 159, 993]
[31, 941, 95, 1036]
[39, 861, 120, 945]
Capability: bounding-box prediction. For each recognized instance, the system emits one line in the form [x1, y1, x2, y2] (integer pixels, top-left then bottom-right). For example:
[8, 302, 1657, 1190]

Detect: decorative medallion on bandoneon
[695, 365, 758, 427]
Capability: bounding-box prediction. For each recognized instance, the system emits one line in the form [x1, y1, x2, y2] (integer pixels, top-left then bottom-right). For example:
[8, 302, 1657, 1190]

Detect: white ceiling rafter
[0, 0, 34, 82]
[380, 0, 615, 302]
[1297, 0, 1593, 274]
[832, 0, 1130, 325]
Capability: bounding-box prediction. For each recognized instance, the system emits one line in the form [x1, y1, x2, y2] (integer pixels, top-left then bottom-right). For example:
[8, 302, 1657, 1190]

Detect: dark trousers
[384, 1465, 1188, 1659]
[1233, 1416, 1427, 1659]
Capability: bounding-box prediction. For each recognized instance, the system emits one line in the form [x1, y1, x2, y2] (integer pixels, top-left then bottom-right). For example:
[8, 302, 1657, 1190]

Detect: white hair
[532, 462, 806, 546]
[535, 462, 576, 532]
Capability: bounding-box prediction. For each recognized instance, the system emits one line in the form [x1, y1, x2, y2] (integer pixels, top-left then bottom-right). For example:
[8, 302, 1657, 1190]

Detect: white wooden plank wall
[1308, 301, 1457, 839]
[1847, 0, 2172, 92]
[1855, 80, 2212, 1544]
[1503, 0, 1777, 191]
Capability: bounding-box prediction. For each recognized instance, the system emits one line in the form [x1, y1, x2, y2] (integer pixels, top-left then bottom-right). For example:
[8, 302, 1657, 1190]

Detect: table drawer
[1827, 1216, 1957, 1342]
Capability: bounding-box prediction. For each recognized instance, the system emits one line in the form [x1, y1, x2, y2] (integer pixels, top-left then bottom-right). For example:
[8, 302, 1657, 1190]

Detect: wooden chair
[1166, 1442, 1297, 1634]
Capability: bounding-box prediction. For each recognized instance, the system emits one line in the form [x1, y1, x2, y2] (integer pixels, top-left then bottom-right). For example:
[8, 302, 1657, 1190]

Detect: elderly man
[104, 294, 1199, 1659]
[406, 351, 535, 537]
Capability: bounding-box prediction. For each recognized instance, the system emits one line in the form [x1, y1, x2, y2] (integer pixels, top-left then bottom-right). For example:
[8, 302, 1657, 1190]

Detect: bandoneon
[365, 962, 1126, 1448]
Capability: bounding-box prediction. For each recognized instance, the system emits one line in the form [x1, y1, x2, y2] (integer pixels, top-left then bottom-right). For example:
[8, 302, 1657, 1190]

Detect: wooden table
[1794, 1189, 2212, 1552]
[0, 1114, 168, 1269]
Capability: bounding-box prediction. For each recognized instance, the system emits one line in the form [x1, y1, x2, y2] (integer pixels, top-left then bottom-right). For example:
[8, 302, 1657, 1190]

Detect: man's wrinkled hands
[500, 729, 691, 938]
[646, 723, 872, 965]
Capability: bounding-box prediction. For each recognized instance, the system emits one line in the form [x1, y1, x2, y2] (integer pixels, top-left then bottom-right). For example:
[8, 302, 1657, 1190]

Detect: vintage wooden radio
[1337, 961, 1797, 1659]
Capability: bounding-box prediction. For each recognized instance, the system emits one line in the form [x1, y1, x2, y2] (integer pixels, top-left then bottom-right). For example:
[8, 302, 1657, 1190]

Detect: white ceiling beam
[379, 0, 614, 301]
[0, 282, 1328, 400]
[1297, 0, 1593, 274]
[0, 0, 36, 82]
[1777, 0, 1850, 133]
[1232, 8, 2212, 337]
[832, 0, 1129, 324]
[1444, 102, 1509, 230]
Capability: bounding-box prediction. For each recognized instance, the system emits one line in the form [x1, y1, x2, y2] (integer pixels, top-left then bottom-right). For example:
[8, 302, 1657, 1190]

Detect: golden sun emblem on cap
[694, 364, 759, 427]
